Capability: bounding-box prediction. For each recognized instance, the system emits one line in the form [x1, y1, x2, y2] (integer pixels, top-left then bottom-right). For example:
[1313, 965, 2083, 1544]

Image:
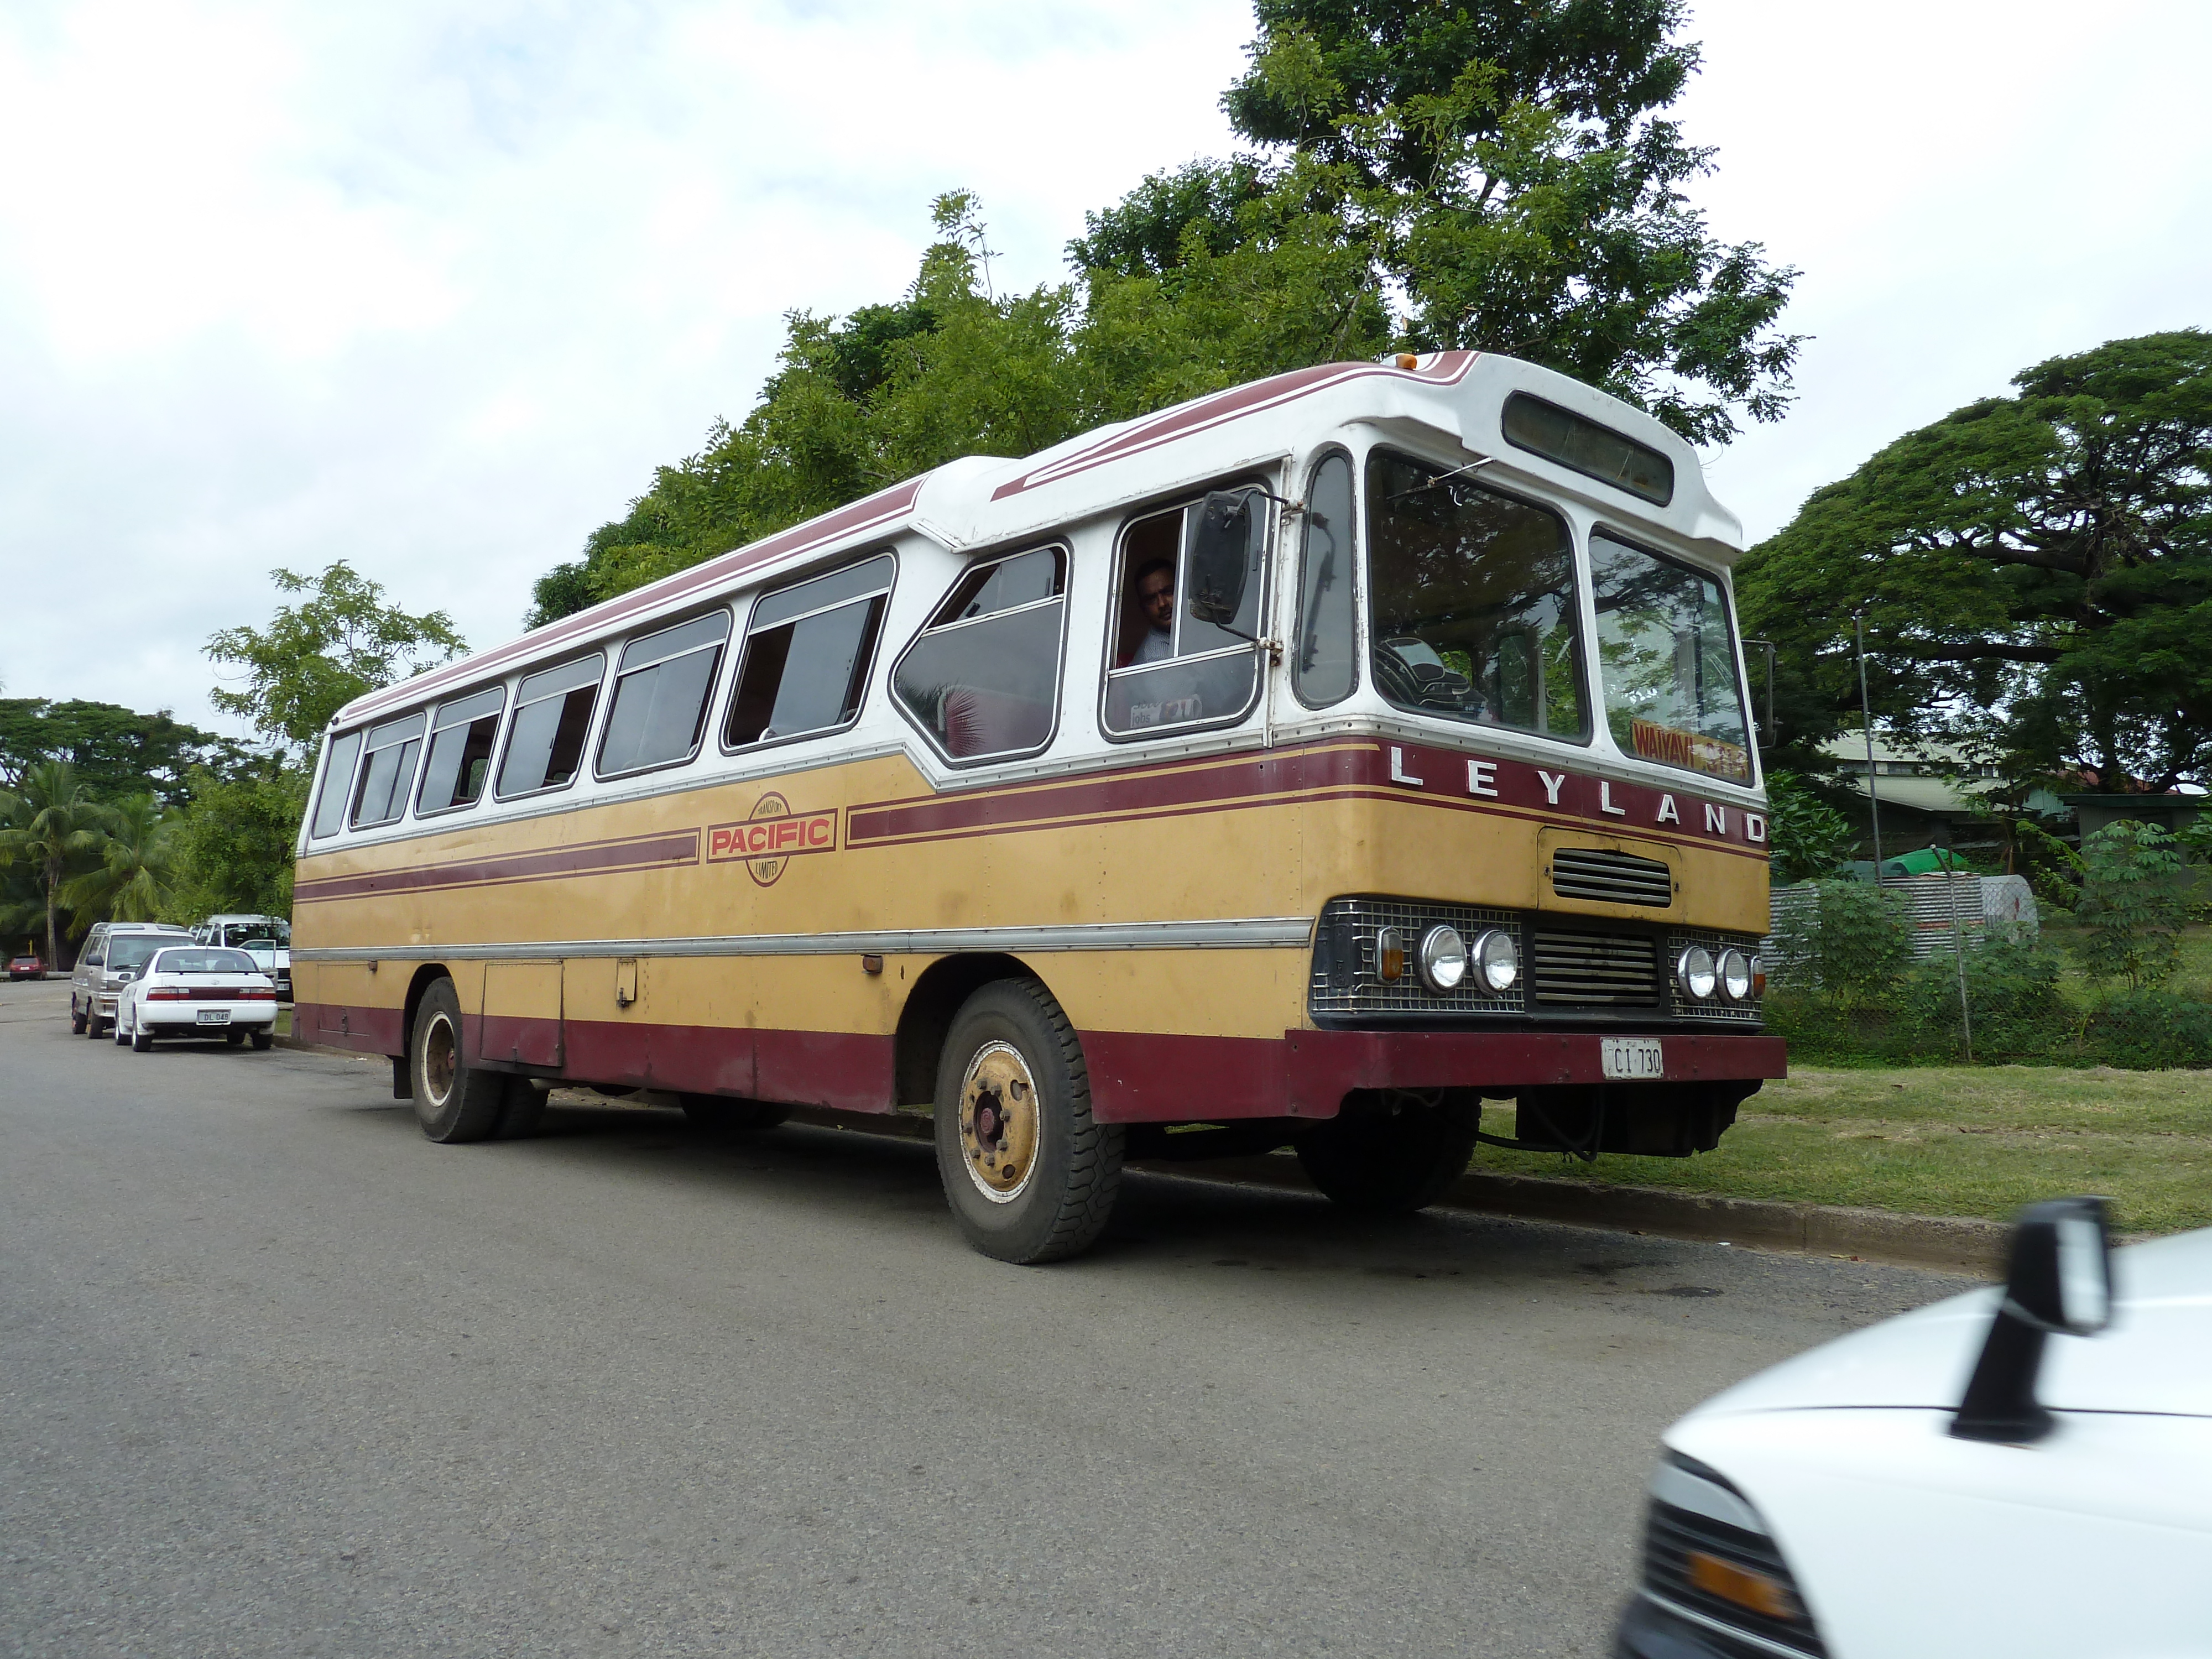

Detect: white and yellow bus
[293, 349, 1782, 1262]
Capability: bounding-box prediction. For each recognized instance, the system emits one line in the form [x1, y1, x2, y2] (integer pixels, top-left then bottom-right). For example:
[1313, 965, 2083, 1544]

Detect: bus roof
[336, 351, 1739, 731]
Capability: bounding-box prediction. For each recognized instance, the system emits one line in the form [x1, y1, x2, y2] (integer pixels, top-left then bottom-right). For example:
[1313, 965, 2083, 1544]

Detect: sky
[2, 0, 2208, 742]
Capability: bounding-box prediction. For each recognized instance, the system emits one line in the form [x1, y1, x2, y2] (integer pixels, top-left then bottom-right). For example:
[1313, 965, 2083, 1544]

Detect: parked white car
[190, 914, 291, 1001]
[1614, 1197, 2210, 1658]
[113, 946, 280, 1051]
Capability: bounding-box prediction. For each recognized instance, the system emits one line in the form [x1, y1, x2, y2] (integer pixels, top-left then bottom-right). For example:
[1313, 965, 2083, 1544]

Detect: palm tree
[61, 792, 175, 927]
[0, 761, 116, 968]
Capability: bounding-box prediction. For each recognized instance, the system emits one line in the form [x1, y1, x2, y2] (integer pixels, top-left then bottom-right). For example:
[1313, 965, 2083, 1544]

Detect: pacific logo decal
[707, 794, 838, 888]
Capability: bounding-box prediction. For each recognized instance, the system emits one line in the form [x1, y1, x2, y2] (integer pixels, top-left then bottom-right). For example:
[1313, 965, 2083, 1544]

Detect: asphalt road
[0, 977, 1969, 1658]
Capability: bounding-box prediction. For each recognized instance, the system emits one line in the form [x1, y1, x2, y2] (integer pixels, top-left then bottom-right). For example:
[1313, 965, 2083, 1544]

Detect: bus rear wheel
[1295, 1089, 1480, 1216]
[932, 979, 1122, 1265]
[409, 977, 511, 1144]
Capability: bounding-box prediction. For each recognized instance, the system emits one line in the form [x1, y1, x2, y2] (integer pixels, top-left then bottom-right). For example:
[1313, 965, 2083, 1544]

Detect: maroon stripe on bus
[293, 1001, 405, 1054]
[295, 830, 701, 904]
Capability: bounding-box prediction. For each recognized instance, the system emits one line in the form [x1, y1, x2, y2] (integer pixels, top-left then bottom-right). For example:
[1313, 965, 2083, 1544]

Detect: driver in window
[1123, 560, 1176, 666]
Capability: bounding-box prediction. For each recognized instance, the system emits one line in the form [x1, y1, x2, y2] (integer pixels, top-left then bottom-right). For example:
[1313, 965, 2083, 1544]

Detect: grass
[1471, 1065, 2212, 1237]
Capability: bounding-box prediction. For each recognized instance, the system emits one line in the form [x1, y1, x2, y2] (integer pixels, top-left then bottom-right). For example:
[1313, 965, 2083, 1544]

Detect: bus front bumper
[1086, 1029, 1786, 1123]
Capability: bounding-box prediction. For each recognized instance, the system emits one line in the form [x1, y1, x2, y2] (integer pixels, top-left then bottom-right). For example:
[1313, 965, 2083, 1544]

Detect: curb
[267, 1041, 2002, 1275]
[1182, 1155, 2007, 1276]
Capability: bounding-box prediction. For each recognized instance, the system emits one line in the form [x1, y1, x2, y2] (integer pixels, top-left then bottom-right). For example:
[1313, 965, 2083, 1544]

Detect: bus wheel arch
[400, 963, 453, 1063]
[894, 953, 1034, 1112]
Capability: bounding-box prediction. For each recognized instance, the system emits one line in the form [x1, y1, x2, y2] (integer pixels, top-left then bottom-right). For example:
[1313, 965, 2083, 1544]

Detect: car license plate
[196, 1009, 231, 1025]
[1600, 1037, 1664, 1080]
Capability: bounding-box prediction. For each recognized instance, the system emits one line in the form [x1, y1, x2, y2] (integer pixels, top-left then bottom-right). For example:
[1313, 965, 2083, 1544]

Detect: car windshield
[107, 936, 194, 971]
[1365, 450, 1589, 740]
[151, 949, 258, 975]
[1589, 533, 1753, 783]
[218, 921, 289, 946]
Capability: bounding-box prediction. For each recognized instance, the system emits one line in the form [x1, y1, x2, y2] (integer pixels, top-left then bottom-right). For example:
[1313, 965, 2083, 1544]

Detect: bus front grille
[1530, 931, 1659, 1005]
[1550, 847, 1673, 907]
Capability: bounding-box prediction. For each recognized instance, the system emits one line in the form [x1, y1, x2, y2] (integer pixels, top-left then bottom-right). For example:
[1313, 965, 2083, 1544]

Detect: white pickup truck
[191, 914, 292, 1003]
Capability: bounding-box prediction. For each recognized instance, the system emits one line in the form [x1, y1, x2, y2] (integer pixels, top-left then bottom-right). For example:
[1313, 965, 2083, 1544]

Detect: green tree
[0, 761, 115, 967]
[2069, 820, 2191, 991]
[1739, 331, 2212, 792]
[207, 562, 466, 760]
[166, 761, 308, 921]
[59, 792, 174, 925]
[532, 1, 1798, 624]
[0, 698, 246, 805]
[1764, 771, 1856, 884]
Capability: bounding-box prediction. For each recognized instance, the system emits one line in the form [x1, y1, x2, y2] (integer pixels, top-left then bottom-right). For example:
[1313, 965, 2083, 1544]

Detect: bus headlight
[1675, 945, 1717, 1001]
[1718, 948, 1754, 1003]
[1471, 928, 1519, 994]
[1417, 925, 1469, 993]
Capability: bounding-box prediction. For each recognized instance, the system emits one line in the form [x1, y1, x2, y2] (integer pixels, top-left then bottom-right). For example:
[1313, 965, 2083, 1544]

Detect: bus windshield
[1365, 450, 1589, 741]
[1590, 532, 1752, 782]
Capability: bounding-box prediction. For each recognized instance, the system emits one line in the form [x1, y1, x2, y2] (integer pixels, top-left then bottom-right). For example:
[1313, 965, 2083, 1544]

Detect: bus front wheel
[1296, 1089, 1480, 1216]
[409, 978, 511, 1144]
[933, 979, 1123, 1265]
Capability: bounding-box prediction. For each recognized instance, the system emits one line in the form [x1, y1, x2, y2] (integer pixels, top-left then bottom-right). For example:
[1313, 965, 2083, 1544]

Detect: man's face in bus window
[1139, 567, 1175, 632]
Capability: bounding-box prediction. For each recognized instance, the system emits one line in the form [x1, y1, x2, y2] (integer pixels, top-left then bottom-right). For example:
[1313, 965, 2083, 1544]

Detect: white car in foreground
[114, 946, 280, 1052]
[1615, 1197, 2210, 1658]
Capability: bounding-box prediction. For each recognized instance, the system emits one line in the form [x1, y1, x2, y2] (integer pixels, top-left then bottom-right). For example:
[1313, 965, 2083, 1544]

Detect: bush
[1767, 879, 1911, 1006]
[1765, 773, 1857, 885]
[1890, 932, 2072, 1063]
[2083, 990, 2212, 1070]
[2069, 820, 2190, 990]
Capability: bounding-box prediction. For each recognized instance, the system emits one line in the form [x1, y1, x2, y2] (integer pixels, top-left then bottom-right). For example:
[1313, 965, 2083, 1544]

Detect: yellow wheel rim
[422, 1011, 457, 1108]
[958, 1041, 1039, 1204]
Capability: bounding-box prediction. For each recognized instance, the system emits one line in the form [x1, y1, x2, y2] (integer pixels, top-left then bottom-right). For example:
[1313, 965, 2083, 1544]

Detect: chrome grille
[1309, 896, 1525, 1018]
[1551, 846, 1673, 907]
[1644, 1500, 1825, 1656]
[1667, 928, 1765, 1025]
[1530, 931, 1658, 1005]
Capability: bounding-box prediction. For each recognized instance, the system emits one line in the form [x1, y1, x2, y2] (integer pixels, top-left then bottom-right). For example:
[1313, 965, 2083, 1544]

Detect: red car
[7, 954, 45, 981]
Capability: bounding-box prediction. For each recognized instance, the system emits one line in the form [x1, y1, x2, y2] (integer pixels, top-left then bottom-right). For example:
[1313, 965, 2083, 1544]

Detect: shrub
[1767, 879, 1911, 1007]
[2084, 990, 2212, 1070]
[1891, 932, 2071, 1062]
[2069, 820, 2190, 990]
[1765, 773, 1857, 885]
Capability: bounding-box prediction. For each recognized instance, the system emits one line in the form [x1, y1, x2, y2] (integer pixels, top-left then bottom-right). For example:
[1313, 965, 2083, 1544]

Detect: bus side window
[891, 546, 1066, 763]
[598, 611, 731, 778]
[1292, 452, 1358, 707]
[416, 685, 506, 815]
[308, 729, 365, 839]
[497, 655, 607, 797]
[725, 555, 894, 749]
[1103, 487, 1267, 738]
[349, 712, 426, 829]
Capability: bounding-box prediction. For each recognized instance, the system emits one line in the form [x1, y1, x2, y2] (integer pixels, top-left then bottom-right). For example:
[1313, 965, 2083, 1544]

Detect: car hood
[1687, 1228, 2212, 1421]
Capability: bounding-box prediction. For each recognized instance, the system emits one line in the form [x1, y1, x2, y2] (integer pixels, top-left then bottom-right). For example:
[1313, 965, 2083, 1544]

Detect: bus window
[1292, 452, 1358, 707]
[1103, 487, 1267, 738]
[726, 556, 894, 749]
[415, 686, 505, 815]
[597, 611, 731, 778]
[893, 546, 1066, 763]
[307, 729, 364, 839]
[1366, 448, 1589, 742]
[1590, 531, 1752, 783]
[497, 655, 606, 797]
[349, 712, 426, 828]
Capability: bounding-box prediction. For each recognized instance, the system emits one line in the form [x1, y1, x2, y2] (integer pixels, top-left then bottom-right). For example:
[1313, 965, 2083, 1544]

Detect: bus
[291, 349, 1782, 1263]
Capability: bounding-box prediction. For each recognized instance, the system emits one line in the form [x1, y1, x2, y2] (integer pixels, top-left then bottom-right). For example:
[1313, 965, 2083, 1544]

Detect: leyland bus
[291, 349, 1782, 1263]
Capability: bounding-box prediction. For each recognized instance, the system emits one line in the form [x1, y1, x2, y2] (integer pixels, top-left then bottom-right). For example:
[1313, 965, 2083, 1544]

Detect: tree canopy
[1738, 330, 2212, 794]
[530, 0, 1797, 626]
[0, 698, 244, 806]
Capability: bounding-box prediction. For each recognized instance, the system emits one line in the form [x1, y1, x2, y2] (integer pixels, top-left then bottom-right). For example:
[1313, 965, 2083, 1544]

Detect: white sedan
[114, 946, 280, 1051]
[1614, 1197, 2209, 1658]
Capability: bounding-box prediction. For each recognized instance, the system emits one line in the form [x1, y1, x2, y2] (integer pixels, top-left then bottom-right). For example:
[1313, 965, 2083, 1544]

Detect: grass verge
[1472, 1066, 2212, 1237]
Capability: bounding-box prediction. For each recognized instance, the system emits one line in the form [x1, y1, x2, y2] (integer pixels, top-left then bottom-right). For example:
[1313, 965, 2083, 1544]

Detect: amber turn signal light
[1685, 1551, 1801, 1621]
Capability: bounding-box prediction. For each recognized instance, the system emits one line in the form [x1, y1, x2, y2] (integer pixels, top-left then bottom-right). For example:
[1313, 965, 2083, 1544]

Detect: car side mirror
[1950, 1196, 2113, 1444]
[1188, 491, 1256, 627]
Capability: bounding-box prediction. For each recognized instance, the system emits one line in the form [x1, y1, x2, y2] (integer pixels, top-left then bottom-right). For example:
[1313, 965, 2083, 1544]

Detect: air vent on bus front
[1531, 931, 1660, 1005]
[1551, 847, 1673, 907]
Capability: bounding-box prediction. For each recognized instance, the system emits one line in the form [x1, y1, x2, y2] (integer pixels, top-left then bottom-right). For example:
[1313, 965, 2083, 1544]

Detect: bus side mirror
[1950, 1196, 2114, 1444]
[1189, 492, 1255, 626]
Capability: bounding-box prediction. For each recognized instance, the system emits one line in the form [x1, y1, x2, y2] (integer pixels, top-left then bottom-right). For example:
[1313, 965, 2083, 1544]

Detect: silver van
[71, 922, 196, 1039]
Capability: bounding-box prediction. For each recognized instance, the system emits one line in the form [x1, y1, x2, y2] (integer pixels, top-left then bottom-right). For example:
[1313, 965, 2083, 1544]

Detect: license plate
[1600, 1037, 1664, 1080]
[196, 1009, 231, 1025]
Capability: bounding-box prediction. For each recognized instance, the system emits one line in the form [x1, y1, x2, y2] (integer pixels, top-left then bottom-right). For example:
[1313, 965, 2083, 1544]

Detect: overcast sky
[3, 0, 2208, 741]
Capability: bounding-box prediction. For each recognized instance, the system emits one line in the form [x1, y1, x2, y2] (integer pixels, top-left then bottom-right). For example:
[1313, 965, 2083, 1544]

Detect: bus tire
[1295, 1089, 1480, 1216]
[933, 979, 1123, 1265]
[493, 1081, 549, 1140]
[409, 978, 508, 1144]
[679, 1095, 790, 1135]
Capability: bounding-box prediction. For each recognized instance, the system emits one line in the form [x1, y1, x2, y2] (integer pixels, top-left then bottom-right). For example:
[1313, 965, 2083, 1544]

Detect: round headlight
[1676, 945, 1717, 1001]
[1719, 947, 1753, 1002]
[1417, 924, 1469, 993]
[1471, 928, 1519, 994]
